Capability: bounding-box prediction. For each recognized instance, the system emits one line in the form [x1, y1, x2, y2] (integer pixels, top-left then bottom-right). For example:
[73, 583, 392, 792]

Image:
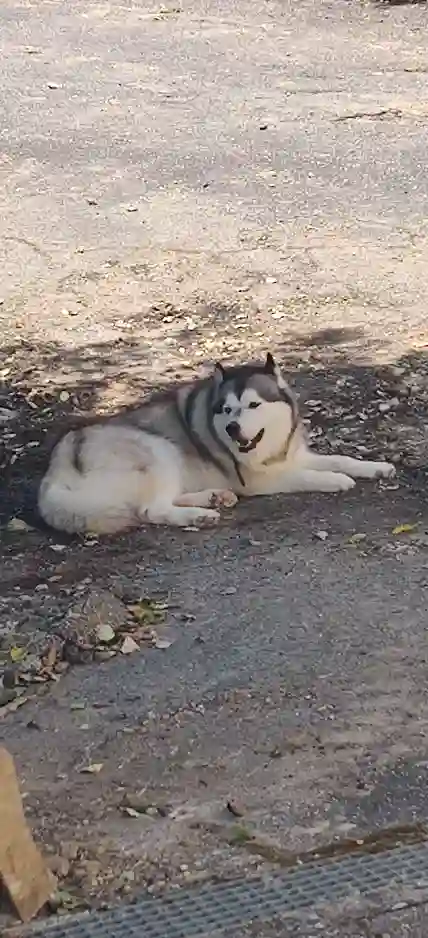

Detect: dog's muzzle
[226, 423, 265, 453]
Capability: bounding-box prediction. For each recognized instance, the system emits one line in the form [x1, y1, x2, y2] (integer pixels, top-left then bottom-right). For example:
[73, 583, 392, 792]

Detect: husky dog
[38, 353, 395, 534]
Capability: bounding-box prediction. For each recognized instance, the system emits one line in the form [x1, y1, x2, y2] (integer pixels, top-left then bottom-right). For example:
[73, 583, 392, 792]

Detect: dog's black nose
[226, 421, 240, 440]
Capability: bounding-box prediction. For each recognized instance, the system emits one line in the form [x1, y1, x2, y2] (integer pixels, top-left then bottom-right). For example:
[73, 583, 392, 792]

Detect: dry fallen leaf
[392, 523, 418, 535]
[52, 889, 87, 912]
[42, 642, 58, 671]
[0, 695, 29, 718]
[122, 807, 142, 818]
[127, 599, 167, 625]
[7, 517, 32, 533]
[348, 532, 367, 544]
[80, 763, 103, 775]
[10, 646, 27, 664]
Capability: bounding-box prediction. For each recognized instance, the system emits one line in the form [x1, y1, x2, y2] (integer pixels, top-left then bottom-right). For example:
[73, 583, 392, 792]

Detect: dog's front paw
[330, 473, 356, 493]
[209, 489, 238, 509]
[372, 461, 396, 481]
[195, 509, 220, 527]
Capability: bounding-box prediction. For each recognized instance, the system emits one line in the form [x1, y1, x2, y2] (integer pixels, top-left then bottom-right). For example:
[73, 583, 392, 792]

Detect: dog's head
[211, 353, 297, 465]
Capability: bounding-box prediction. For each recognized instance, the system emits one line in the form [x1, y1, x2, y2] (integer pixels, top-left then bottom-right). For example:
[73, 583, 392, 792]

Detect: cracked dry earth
[2, 0, 428, 932]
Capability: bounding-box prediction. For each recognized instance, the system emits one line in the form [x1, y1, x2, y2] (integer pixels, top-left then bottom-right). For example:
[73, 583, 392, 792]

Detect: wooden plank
[0, 747, 56, 922]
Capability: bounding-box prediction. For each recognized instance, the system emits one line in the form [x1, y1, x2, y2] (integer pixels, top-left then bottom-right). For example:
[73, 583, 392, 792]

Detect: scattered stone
[226, 800, 243, 818]
[120, 636, 140, 655]
[58, 589, 129, 645]
[314, 529, 329, 541]
[0, 747, 56, 921]
[95, 623, 116, 644]
[153, 636, 173, 650]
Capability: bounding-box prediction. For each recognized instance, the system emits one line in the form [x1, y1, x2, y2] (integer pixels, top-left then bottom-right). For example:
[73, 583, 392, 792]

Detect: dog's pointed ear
[264, 352, 276, 375]
[265, 352, 287, 389]
[213, 362, 225, 386]
[214, 361, 225, 379]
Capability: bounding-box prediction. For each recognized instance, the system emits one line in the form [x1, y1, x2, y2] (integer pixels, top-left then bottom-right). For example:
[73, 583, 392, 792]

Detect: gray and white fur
[38, 353, 395, 533]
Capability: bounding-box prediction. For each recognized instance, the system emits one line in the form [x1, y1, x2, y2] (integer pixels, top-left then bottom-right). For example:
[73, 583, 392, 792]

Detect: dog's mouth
[237, 428, 264, 453]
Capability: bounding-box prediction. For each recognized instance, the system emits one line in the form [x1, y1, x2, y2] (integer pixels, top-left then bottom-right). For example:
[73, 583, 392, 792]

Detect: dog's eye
[248, 401, 261, 409]
[223, 405, 232, 415]
[213, 400, 226, 415]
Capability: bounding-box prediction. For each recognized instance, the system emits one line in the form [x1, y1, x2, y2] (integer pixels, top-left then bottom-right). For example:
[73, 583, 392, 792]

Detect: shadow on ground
[2, 326, 428, 529]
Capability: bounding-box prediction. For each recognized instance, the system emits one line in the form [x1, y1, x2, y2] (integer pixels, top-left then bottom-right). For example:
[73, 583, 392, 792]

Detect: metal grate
[29, 840, 428, 938]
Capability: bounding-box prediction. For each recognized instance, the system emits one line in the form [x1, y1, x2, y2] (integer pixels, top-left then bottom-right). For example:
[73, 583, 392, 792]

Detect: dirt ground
[2, 0, 428, 933]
